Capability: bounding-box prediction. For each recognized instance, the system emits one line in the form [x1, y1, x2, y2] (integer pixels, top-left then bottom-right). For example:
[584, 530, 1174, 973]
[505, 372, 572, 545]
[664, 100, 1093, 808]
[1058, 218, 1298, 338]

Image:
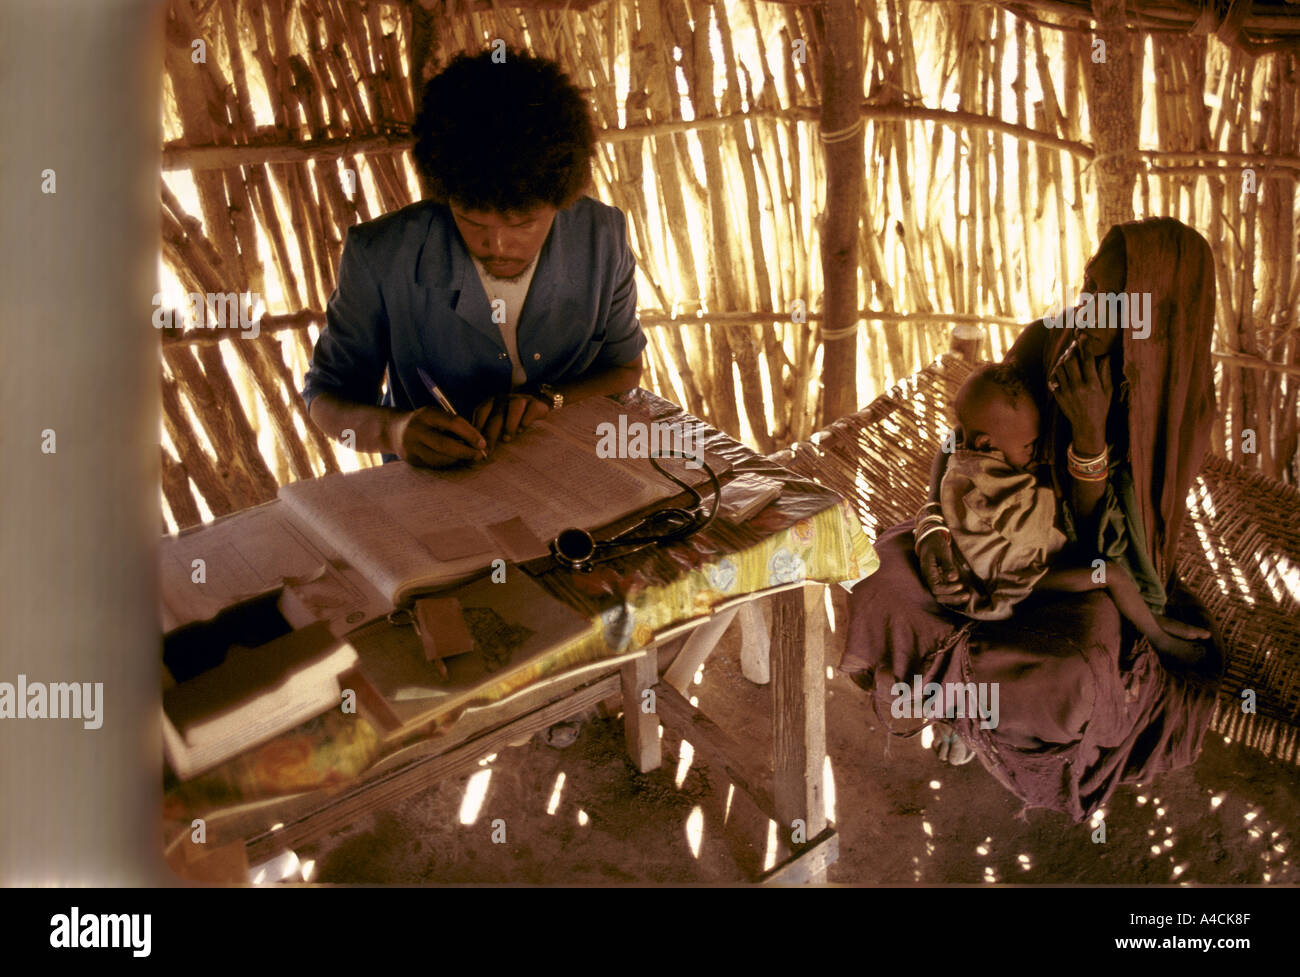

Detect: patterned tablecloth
[162, 389, 877, 845]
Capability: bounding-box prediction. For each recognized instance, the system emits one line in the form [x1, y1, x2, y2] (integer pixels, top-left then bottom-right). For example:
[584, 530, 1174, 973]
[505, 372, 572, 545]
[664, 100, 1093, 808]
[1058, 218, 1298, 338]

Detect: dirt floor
[297, 588, 1299, 885]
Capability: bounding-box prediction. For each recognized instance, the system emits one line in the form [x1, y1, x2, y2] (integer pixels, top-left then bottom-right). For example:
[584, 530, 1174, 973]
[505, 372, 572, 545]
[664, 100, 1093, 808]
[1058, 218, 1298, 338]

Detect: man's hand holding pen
[396, 367, 555, 468]
[387, 407, 488, 468]
[386, 368, 489, 469]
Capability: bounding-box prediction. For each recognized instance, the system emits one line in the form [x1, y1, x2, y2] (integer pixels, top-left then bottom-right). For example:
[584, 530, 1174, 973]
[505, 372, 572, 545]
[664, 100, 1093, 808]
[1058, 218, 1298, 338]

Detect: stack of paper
[162, 621, 358, 780]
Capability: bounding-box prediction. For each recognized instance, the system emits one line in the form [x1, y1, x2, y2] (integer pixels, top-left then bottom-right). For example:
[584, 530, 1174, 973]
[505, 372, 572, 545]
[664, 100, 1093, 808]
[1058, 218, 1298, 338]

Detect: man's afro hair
[412, 48, 596, 213]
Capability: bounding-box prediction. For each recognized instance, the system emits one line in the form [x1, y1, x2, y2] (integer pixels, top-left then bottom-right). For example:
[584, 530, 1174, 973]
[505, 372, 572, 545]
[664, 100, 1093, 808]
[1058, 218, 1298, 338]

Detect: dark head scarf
[1032, 218, 1217, 583]
[1106, 218, 1216, 582]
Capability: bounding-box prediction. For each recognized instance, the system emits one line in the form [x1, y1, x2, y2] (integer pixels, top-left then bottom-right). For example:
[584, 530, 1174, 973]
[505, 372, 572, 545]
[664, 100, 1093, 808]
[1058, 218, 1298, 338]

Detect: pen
[417, 367, 486, 460]
[417, 367, 458, 416]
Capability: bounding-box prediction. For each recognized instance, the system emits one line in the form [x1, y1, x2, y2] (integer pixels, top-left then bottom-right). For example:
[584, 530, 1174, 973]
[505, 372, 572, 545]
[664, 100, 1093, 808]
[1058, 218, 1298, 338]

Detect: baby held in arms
[917, 362, 1209, 662]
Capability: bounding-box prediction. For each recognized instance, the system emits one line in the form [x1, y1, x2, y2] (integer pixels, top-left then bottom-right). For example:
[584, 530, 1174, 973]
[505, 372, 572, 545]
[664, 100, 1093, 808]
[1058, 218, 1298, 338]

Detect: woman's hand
[916, 530, 970, 608]
[1049, 336, 1113, 454]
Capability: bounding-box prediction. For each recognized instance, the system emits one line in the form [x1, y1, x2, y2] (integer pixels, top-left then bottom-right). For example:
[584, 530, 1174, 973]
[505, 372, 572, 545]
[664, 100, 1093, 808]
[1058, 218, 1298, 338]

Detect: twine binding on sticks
[819, 321, 860, 341]
[818, 117, 864, 145]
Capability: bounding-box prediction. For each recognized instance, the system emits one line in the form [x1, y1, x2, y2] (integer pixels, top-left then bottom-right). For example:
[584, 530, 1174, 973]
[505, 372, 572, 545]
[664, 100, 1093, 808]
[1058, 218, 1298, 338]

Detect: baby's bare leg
[1103, 563, 1205, 663]
[1152, 614, 1212, 641]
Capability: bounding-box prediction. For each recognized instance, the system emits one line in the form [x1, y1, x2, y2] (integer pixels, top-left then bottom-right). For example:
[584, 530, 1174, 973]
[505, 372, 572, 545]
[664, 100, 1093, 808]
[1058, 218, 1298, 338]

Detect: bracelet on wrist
[1068, 468, 1109, 482]
[914, 523, 951, 547]
[1066, 442, 1109, 481]
[1066, 442, 1108, 466]
[915, 502, 943, 526]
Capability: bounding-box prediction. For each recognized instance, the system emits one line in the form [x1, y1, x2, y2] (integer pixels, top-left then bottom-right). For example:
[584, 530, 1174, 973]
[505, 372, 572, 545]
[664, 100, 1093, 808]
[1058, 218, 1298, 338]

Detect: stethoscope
[548, 452, 722, 572]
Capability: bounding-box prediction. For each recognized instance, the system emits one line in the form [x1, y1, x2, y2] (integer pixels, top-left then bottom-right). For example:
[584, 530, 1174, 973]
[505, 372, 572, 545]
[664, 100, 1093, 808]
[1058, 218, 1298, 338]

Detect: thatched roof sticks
[161, 370, 235, 520]
[160, 443, 204, 529]
[991, 11, 1013, 319]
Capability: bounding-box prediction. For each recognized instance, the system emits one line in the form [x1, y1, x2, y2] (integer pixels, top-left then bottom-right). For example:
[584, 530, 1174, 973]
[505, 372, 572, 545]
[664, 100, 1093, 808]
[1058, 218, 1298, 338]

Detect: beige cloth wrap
[940, 449, 1066, 621]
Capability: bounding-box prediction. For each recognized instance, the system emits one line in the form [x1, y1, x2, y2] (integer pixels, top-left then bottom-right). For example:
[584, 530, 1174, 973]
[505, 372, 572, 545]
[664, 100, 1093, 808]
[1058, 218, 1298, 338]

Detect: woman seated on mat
[842, 217, 1223, 821]
[930, 360, 1210, 659]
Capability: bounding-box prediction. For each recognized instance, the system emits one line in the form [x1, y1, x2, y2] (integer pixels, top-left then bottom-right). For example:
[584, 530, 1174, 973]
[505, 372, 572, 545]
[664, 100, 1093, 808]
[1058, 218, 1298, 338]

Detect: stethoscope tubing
[549, 452, 722, 571]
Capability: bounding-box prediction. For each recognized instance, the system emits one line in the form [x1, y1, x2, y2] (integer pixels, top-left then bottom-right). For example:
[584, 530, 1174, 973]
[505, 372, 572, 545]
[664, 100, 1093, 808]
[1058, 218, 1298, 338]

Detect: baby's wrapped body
[939, 449, 1064, 621]
[939, 445, 1211, 662]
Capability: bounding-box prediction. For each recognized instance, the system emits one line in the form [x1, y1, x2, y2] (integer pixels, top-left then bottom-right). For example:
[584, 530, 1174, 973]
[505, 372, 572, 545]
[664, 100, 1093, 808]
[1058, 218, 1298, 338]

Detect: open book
[276, 396, 721, 606]
[162, 620, 359, 780]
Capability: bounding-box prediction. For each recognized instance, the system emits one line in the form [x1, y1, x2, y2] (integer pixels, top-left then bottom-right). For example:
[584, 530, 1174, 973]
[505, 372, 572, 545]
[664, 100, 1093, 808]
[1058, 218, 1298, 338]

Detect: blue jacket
[303, 196, 646, 418]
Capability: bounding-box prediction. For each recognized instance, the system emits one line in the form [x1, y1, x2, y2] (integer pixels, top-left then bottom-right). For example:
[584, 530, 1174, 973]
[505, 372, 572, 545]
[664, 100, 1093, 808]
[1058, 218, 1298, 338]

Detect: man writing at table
[304, 48, 646, 466]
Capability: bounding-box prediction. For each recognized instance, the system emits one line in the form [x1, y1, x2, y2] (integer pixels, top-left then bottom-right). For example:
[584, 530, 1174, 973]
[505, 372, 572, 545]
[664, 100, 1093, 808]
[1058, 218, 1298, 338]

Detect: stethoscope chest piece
[550, 527, 598, 572]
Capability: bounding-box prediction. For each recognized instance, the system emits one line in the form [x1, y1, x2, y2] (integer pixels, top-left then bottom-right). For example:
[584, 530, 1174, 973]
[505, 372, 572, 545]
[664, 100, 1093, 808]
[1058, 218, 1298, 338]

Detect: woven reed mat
[771, 355, 1300, 766]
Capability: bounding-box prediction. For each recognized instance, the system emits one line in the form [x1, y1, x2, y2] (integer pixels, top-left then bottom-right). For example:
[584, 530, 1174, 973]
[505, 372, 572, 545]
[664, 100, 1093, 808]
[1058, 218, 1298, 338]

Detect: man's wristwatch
[533, 383, 563, 411]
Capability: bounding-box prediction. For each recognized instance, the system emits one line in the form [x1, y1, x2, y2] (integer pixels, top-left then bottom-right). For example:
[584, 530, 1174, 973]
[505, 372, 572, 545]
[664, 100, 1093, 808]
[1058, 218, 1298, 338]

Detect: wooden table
[165, 389, 869, 884]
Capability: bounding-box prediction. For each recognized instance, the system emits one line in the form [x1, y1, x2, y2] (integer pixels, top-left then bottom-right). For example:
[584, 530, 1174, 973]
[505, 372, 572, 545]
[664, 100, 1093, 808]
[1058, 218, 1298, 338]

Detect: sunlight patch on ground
[686, 806, 704, 859]
[675, 739, 695, 788]
[547, 772, 566, 816]
[824, 754, 837, 823]
[578, 809, 589, 826]
[824, 586, 836, 633]
[250, 849, 301, 885]
[459, 769, 492, 825]
[763, 820, 778, 872]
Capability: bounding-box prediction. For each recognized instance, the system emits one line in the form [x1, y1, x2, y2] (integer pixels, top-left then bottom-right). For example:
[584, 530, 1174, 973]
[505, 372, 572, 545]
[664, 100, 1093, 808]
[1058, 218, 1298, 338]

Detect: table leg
[771, 583, 829, 881]
[738, 600, 771, 685]
[662, 605, 741, 693]
[621, 646, 661, 772]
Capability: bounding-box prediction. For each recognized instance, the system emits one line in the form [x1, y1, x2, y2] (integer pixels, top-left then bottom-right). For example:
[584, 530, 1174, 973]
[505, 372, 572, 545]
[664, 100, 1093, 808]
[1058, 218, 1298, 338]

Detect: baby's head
[954, 362, 1040, 470]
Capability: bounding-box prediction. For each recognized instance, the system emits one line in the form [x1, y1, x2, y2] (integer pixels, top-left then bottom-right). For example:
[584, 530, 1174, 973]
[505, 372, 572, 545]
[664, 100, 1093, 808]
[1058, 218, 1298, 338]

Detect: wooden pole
[1, 0, 171, 885]
[818, 0, 864, 425]
[1086, 0, 1138, 233]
